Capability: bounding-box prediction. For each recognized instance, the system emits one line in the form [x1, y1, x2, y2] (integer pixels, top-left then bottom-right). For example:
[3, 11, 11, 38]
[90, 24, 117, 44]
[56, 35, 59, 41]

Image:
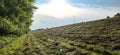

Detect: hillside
[0, 15, 120, 55]
[32, 16, 120, 55]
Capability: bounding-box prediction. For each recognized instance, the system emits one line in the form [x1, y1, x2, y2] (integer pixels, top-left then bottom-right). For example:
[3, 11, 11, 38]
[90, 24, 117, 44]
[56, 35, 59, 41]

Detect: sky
[30, 0, 120, 30]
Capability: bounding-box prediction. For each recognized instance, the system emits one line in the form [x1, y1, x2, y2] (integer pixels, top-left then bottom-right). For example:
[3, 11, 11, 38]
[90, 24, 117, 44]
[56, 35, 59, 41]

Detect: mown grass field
[31, 16, 120, 55]
[0, 16, 120, 55]
[0, 34, 36, 55]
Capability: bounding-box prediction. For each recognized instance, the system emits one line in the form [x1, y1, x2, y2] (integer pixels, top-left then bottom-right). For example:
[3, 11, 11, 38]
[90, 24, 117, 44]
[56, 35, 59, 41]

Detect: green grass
[0, 16, 120, 55]
[0, 35, 17, 49]
[0, 34, 28, 55]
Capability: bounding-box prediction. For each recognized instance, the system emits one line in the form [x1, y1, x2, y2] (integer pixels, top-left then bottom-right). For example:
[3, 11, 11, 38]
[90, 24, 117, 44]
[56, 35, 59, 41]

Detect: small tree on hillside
[106, 16, 110, 18]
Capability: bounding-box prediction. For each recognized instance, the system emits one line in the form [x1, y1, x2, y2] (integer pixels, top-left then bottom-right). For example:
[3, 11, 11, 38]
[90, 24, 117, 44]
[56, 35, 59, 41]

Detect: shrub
[0, 0, 36, 36]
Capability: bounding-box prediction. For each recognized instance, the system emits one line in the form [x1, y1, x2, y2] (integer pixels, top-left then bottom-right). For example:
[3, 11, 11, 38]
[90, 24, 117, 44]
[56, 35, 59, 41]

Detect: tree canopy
[0, 0, 36, 36]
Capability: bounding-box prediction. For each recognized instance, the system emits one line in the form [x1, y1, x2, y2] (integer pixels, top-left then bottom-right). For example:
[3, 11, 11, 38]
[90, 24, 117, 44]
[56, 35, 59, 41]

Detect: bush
[0, 0, 36, 36]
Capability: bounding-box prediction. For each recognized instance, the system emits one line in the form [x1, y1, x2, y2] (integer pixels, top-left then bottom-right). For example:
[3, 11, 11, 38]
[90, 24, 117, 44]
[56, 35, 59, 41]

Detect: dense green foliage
[0, 0, 36, 36]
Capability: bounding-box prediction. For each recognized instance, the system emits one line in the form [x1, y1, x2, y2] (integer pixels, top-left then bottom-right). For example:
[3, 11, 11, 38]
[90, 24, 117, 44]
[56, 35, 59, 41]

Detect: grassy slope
[32, 16, 120, 55]
[0, 34, 36, 55]
[0, 33, 45, 55]
[0, 16, 120, 55]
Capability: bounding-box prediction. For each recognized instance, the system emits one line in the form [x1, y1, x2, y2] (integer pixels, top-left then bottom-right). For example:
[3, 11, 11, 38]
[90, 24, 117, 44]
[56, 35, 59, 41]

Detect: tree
[107, 16, 110, 18]
[0, 0, 37, 36]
